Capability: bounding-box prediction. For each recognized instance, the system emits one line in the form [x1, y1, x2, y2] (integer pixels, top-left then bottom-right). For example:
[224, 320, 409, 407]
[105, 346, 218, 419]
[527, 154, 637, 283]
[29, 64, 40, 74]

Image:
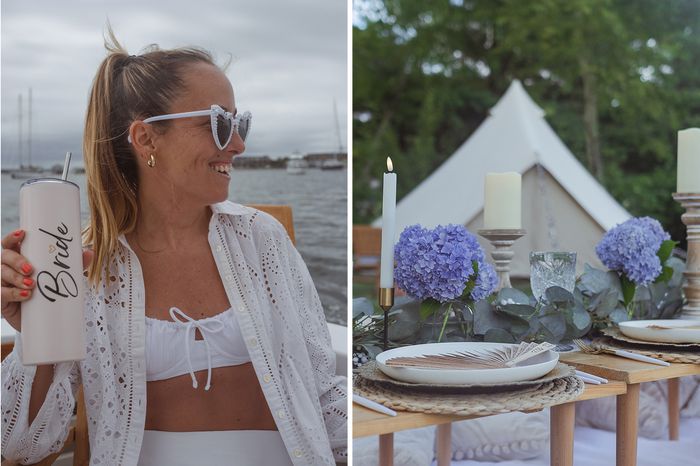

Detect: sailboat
[286, 153, 308, 175]
[320, 99, 345, 171]
[10, 89, 43, 179]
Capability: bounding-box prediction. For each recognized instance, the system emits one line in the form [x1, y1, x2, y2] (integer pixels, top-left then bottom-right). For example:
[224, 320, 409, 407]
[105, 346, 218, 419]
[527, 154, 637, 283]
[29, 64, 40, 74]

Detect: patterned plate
[355, 360, 574, 395]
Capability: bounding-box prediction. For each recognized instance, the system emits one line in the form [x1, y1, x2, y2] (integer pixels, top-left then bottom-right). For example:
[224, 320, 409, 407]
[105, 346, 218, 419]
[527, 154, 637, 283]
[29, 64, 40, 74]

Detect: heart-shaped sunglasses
[128, 105, 251, 150]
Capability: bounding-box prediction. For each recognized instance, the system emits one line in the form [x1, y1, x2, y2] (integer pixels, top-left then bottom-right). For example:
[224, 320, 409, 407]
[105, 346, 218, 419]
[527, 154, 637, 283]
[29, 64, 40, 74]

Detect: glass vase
[627, 284, 655, 320]
[419, 299, 474, 343]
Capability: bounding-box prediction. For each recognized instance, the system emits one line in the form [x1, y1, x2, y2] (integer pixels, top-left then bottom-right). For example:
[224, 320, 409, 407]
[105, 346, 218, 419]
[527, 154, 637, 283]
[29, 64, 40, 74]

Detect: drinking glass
[529, 251, 577, 302]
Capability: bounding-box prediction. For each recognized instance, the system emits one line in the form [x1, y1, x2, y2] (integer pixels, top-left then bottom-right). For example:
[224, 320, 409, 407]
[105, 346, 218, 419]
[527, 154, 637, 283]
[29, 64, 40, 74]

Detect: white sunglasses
[128, 105, 252, 150]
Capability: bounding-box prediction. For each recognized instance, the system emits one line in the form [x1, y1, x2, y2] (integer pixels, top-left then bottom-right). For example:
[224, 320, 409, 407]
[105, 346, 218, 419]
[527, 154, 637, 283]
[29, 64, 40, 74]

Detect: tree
[353, 0, 700, 248]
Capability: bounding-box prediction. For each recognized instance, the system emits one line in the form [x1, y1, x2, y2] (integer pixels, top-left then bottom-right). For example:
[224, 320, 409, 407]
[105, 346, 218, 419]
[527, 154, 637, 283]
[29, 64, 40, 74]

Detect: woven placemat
[354, 367, 584, 416]
[592, 338, 700, 365]
[601, 327, 700, 349]
[355, 361, 574, 395]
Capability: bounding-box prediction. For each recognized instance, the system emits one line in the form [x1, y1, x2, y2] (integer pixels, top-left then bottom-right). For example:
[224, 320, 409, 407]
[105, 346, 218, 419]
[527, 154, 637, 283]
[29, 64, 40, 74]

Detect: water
[1, 169, 347, 325]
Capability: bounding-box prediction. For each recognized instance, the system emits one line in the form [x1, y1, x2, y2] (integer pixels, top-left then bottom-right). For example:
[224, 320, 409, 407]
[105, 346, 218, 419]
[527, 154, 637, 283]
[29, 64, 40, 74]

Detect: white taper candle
[678, 128, 700, 193]
[380, 157, 397, 288]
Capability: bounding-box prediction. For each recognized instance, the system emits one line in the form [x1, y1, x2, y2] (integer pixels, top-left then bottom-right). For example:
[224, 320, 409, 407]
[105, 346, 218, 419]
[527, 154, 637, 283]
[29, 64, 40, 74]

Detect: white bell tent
[374, 80, 631, 277]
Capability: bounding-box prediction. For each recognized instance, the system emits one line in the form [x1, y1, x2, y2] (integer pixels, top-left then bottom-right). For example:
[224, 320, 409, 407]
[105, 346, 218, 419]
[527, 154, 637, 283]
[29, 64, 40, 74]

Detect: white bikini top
[145, 307, 251, 390]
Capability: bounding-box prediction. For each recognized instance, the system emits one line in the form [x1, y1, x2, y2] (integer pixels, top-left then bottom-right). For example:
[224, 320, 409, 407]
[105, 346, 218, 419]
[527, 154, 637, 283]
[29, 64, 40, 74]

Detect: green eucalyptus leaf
[609, 307, 629, 323]
[579, 264, 618, 296]
[483, 328, 516, 343]
[496, 288, 531, 305]
[363, 345, 383, 358]
[545, 286, 575, 305]
[498, 304, 535, 322]
[353, 297, 375, 318]
[474, 300, 511, 335]
[588, 288, 620, 317]
[666, 257, 686, 288]
[539, 313, 567, 341]
[509, 321, 532, 339]
[572, 304, 592, 331]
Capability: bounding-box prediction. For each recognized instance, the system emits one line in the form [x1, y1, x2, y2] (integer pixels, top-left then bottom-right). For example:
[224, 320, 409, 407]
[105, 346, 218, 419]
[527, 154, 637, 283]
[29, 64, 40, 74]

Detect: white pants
[137, 429, 294, 466]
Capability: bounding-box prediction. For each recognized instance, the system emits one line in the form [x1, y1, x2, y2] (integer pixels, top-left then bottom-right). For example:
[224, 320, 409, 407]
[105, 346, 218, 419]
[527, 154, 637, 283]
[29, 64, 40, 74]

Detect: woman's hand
[1, 230, 93, 332]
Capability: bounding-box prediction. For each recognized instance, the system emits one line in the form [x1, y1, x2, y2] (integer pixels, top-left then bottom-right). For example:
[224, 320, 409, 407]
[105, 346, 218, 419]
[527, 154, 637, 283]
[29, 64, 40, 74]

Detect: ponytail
[82, 24, 216, 285]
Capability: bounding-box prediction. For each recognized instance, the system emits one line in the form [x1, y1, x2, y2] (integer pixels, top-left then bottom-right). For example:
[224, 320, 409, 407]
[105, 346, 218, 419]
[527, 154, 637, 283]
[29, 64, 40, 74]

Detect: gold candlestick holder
[379, 287, 395, 351]
[478, 229, 527, 291]
[673, 193, 700, 320]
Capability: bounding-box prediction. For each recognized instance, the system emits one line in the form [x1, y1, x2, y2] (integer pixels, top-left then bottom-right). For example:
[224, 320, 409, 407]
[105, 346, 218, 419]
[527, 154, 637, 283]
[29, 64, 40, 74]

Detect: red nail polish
[23, 278, 33, 287]
[20, 290, 29, 297]
[13, 230, 22, 237]
[21, 263, 32, 274]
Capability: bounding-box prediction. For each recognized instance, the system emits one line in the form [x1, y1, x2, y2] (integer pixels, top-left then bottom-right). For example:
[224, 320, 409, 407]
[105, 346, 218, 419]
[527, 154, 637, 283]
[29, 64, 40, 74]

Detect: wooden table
[560, 352, 700, 466]
[353, 380, 627, 466]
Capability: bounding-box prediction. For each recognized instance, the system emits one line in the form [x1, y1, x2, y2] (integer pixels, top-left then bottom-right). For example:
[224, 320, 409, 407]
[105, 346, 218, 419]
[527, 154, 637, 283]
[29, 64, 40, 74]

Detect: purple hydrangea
[472, 260, 499, 302]
[393, 224, 497, 303]
[595, 216, 671, 285]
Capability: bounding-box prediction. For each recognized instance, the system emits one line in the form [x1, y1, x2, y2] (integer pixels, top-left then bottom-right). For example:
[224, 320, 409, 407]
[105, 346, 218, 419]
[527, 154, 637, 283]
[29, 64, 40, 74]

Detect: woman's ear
[129, 120, 157, 161]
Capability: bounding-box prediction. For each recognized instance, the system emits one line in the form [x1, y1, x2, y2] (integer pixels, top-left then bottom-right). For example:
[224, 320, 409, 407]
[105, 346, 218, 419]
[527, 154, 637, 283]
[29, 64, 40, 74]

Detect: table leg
[436, 423, 452, 466]
[616, 383, 640, 466]
[550, 402, 575, 466]
[379, 433, 394, 466]
[668, 377, 680, 440]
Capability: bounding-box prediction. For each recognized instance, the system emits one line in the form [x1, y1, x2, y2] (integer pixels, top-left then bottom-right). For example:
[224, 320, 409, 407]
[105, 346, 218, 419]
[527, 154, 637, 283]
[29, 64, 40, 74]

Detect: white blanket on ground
[433, 417, 700, 466]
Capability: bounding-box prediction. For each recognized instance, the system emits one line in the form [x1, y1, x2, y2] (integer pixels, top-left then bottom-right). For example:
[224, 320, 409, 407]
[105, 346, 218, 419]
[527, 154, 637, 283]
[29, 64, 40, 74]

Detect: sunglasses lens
[215, 114, 232, 148]
[237, 115, 250, 142]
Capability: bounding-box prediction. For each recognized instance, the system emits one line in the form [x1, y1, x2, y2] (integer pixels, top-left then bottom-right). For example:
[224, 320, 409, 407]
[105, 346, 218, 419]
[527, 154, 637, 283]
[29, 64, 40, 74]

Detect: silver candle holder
[478, 229, 527, 291]
[673, 193, 700, 320]
[379, 287, 395, 351]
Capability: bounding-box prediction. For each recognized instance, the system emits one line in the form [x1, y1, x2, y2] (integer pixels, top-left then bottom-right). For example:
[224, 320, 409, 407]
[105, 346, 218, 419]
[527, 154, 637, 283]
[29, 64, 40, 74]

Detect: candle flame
[387, 156, 393, 172]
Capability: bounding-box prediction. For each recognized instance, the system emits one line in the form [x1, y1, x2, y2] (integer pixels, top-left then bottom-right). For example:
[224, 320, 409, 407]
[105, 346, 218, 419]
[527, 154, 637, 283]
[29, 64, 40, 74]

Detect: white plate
[619, 320, 700, 344]
[375, 342, 559, 385]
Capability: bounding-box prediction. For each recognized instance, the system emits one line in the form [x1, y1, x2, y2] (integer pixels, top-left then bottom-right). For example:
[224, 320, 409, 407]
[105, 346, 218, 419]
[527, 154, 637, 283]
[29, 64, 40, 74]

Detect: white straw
[353, 394, 397, 416]
[578, 375, 602, 385]
[61, 152, 71, 181]
[576, 370, 608, 384]
[613, 349, 670, 366]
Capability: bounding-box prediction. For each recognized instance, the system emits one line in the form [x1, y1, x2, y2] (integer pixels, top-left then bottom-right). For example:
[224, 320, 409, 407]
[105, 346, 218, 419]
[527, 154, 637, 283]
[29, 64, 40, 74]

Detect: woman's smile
[209, 161, 232, 179]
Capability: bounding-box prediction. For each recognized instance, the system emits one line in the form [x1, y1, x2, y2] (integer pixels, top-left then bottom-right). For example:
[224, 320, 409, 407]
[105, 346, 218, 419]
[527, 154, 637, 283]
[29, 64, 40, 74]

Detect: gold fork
[573, 339, 606, 355]
[573, 338, 670, 366]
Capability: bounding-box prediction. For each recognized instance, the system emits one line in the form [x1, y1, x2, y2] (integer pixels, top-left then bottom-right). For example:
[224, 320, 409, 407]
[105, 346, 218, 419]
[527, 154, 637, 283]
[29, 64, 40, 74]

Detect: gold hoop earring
[147, 154, 156, 168]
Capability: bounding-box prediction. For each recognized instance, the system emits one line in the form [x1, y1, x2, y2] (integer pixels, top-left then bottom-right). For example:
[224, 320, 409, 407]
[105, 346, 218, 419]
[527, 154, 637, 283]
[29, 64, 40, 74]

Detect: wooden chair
[249, 204, 296, 245]
[352, 225, 382, 284]
[1, 205, 295, 466]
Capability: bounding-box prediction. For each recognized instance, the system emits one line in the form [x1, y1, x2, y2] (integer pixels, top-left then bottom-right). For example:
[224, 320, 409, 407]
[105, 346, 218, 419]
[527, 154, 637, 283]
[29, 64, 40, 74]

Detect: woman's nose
[227, 131, 245, 155]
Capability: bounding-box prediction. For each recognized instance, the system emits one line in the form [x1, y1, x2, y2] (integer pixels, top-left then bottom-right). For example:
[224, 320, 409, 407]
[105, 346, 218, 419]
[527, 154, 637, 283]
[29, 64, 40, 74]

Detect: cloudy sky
[1, 0, 348, 166]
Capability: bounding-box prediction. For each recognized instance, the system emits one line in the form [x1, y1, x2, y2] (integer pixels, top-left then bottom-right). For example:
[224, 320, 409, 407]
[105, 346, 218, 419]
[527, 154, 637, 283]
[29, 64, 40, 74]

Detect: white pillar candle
[484, 172, 522, 229]
[380, 157, 397, 288]
[678, 128, 700, 193]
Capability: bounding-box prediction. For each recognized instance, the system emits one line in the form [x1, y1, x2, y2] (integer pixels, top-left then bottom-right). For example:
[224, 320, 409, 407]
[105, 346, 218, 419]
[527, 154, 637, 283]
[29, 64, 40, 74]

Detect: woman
[1, 30, 347, 465]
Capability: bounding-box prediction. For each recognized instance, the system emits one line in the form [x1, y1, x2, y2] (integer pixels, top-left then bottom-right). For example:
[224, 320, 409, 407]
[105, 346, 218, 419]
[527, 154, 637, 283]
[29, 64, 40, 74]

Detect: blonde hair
[82, 25, 217, 285]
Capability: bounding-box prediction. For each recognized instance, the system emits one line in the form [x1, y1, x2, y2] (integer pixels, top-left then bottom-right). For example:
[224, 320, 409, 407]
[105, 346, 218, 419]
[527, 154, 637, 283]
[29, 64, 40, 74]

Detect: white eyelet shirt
[1, 201, 347, 465]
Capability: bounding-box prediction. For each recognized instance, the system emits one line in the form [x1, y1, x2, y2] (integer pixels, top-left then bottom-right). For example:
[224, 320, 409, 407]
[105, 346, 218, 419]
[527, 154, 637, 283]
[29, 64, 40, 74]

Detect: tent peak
[490, 80, 546, 119]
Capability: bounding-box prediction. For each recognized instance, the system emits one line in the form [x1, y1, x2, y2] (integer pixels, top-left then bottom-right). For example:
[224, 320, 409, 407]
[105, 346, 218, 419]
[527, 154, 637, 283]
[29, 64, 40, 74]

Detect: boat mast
[28, 88, 32, 168]
[333, 99, 343, 158]
[18, 93, 23, 169]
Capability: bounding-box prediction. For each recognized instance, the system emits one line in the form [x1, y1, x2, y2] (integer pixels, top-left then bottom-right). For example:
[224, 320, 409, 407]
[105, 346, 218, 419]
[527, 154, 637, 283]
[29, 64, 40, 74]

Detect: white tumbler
[19, 178, 85, 365]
